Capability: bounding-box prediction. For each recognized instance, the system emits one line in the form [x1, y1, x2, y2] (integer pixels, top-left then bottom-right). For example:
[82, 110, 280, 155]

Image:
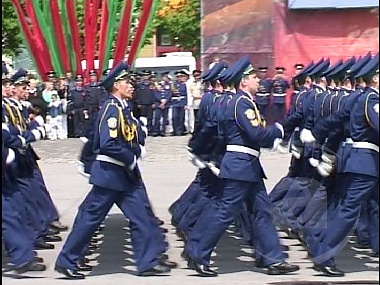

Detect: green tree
[2, 0, 23, 56]
[156, 0, 201, 55]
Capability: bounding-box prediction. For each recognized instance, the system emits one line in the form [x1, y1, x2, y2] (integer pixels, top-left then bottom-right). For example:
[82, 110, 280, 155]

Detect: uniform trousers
[185, 179, 284, 266]
[171, 106, 185, 135]
[176, 169, 219, 234]
[56, 185, 161, 272]
[311, 173, 378, 266]
[153, 107, 169, 135]
[17, 175, 49, 244]
[33, 168, 60, 223]
[73, 108, 85, 137]
[170, 175, 202, 225]
[274, 103, 286, 124]
[2, 191, 35, 266]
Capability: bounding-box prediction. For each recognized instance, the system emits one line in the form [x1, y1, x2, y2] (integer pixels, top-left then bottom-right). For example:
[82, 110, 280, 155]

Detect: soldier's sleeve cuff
[2, 123, 9, 131]
[31, 129, 42, 141]
[128, 156, 137, 171]
[18, 135, 27, 148]
[6, 148, 15, 164]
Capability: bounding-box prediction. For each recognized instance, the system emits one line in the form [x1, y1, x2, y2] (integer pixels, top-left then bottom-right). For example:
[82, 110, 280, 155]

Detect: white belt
[96, 155, 125, 167]
[344, 138, 379, 152]
[273, 93, 287, 97]
[351, 142, 379, 153]
[172, 96, 185, 100]
[345, 138, 354, 144]
[256, 93, 270, 97]
[226, 145, 260, 157]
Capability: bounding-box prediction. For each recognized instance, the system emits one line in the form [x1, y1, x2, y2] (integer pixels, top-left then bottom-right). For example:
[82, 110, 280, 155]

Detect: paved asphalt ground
[2, 136, 379, 285]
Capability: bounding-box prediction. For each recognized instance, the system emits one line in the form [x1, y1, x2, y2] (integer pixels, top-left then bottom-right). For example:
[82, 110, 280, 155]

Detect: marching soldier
[183, 56, 299, 277]
[2, 65, 47, 274]
[304, 53, 379, 276]
[55, 61, 173, 279]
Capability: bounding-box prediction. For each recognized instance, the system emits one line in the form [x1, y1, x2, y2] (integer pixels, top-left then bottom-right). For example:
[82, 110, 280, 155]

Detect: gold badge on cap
[245, 109, 256, 120]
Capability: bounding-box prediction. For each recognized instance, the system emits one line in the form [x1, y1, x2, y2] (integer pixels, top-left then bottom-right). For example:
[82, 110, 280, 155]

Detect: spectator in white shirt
[188, 70, 203, 133]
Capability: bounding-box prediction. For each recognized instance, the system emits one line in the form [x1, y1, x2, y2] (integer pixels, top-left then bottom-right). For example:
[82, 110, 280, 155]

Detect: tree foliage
[2, 0, 201, 57]
[2, 0, 23, 56]
[156, 0, 201, 55]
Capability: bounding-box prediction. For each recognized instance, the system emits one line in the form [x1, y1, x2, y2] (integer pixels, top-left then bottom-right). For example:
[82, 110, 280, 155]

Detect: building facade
[201, 0, 379, 74]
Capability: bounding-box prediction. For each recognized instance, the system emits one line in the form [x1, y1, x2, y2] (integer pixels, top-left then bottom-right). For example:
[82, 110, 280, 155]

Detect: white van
[134, 52, 197, 76]
[82, 52, 197, 76]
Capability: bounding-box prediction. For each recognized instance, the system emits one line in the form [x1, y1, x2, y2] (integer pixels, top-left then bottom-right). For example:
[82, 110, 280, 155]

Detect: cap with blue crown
[345, 52, 372, 80]
[355, 52, 379, 79]
[11, 68, 29, 85]
[99, 61, 130, 89]
[308, 58, 330, 77]
[329, 57, 356, 80]
[322, 59, 343, 78]
[202, 61, 228, 82]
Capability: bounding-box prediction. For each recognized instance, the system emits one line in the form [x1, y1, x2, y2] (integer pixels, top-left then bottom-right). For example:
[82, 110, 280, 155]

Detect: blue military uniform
[171, 70, 188, 136]
[309, 54, 379, 276]
[184, 57, 299, 277]
[272, 67, 290, 123]
[256, 67, 273, 118]
[174, 62, 228, 235]
[68, 75, 89, 137]
[55, 62, 172, 279]
[152, 74, 172, 136]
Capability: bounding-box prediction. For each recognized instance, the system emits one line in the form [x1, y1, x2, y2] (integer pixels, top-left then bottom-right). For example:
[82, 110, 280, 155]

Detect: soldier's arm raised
[235, 97, 283, 146]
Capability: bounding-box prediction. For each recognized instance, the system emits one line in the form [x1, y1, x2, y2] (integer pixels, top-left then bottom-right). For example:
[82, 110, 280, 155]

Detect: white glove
[31, 129, 42, 141]
[34, 115, 45, 127]
[140, 125, 148, 137]
[317, 153, 336, 177]
[193, 157, 207, 169]
[317, 161, 334, 177]
[6, 149, 15, 164]
[207, 162, 220, 176]
[187, 151, 195, 162]
[37, 126, 46, 139]
[272, 138, 283, 152]
[139, 145, 146, 160]
[300, 129, 316, 143]
[187, 150, 206, 169]
[274, 122, 284, 138]
[290, 144, 302, 159]
[309, 158, 319, 168]
[129, 156, 137, 171]
[77, 161, 90, 178]
[276, 141, 289, 154]
[139, 116, 148, 127]
[321, 152, 336, 164]
[80, 136, 89, 144]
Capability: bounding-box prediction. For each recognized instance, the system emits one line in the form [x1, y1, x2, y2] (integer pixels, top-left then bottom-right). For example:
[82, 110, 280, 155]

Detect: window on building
[157, 27, 174, 46]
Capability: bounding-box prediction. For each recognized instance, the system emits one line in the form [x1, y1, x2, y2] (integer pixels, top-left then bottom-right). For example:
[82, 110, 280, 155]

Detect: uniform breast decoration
[107, 117, 118, 138]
